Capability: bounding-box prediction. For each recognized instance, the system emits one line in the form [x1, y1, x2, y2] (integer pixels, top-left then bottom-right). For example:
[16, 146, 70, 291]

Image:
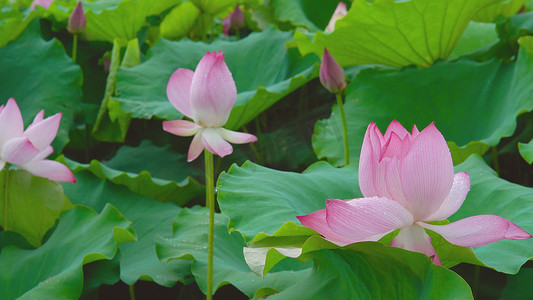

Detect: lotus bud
[67, 2, 86, 34]
[320, 48, 347, 94]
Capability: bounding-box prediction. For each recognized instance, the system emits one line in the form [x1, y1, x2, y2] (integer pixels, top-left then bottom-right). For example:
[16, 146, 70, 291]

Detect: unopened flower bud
[68, 2, 86, 34]
[320, 49, 347, 94]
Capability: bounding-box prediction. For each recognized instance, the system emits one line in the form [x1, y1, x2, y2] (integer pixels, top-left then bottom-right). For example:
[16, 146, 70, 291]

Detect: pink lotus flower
[325, 2, 347, 33]
[0, 98, 76, 183]
[67, 2, 86, 34]
[163, 51, 257, 162]
[222, 5, 245, 36]
[320, 48, 346, 94]
[298, 121, 531, 264]
[30, 0, 54, 10]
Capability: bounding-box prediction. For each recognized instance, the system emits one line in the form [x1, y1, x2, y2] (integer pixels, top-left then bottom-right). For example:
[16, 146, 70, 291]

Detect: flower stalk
[3, 166, 9, 231]
[72, 34, 78, 63]
[204, 149, 215, 300]
[336, 93, 349, 165]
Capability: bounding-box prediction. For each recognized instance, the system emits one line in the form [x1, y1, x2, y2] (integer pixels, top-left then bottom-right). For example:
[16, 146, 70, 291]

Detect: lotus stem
[336, 93, 349, 165]
[3, 166, 9, 231]
[129, 284, 135, 300]
[204, 149, 215, 300]
[72, 34, 78, 63]
[491, 146, 500, 176]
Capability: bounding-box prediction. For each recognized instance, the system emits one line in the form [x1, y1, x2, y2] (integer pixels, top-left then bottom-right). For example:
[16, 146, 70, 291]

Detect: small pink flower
[0, 98, 76, 183]
[30, 0, 54, 10]
[163, 51, 257, 162]
[222, 5, 245, 36]
[325, 2, 347, 33]
[298, 121, 531, 264]
[67, 2, 87, 34]
[320, 48, 346, 94]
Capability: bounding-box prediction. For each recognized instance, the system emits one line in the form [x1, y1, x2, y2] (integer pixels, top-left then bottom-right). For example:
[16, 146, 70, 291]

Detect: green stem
[3, 165, 9, 231]
[129, 284, 136, 300]
[491, 146, 500, 176]
[204, 150, 215, 300]
[72, 34, 78, 63]
[472, 265, 480, 299]
[336, 93, 349, 165]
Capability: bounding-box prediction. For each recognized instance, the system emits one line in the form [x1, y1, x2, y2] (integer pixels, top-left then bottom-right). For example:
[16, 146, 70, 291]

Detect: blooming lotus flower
[67, 2, 86, 34]
[30, 0, 54, 10]
[325, 2, 347, 33]
[320, 48, 346, 94]
[0, 98, 76, 183]
[298, 121, 531, 264]
[163, 51, 257, 162]
[222, 5, 245, 36]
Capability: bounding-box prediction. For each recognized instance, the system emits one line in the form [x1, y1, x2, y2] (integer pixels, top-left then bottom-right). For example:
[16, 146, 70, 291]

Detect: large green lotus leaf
[313, 37, 533, 166]
[453, 155, 533, 274]
[115, 26, 319, 130]
[0, 20, 81, 151]
[190, 0, 238, 16]
[217, 161, 481, 269]
[448, 21, 499, 60]
[500, 268, 533, 299]
[0, 169, 73, 247]
[159, 1, 201, 40]
[63, 151, 203, 206]
[0, 204, 136, 299]
[270, 0, 343, 32]
[62, 167, 193, 287]
[519, 138, 533, 164]
[156, 207, 312, 297]
[45, 0, 179, 42]
[217, 161, 360, 241]
[294, 0, 500, 68]
[246, 236, 473, 299]
[0, 8, 39, 48]
[473, 0, 525, 22]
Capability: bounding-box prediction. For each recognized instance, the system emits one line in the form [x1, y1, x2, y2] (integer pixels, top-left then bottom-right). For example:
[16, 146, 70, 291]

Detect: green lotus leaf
[293, 0, 500, 68]
[0, 204, 136, 299]
[518, 138, 533, 164]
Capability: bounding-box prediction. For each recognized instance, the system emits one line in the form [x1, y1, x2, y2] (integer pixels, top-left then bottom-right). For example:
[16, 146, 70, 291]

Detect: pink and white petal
[383, 120, 410, 142]
[23, 113, 61, 151]
[1, 137, 40, 165]
[325, 197, 414, 242]
[163, 120, 201, 137]
[190, 51, 237, 127]
[217, 128, 257, 144]
[385, 157, 408, 208]
[21, 160, 76, 182]
[410, 124, 420, 140]
[380, 131, 404, 161]
[0, 98, 24, 145]
[424, 172, 471, 222]
[297, 209, 355, 246]
[399, 122, 454, 220]
[31, 146, 54, 162]
[419, 215, 532, 248]
[167, 68, 194, 119]
[187, 131, 205, 162]
[359, 122, 382, 197]
[201, 128, 233, 158]
[390, 225, 441, 265]
[28, 110, 45, 128]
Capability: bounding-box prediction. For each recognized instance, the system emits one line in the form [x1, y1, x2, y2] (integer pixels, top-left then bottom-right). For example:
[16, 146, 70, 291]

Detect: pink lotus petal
[190, 51, 237, 127]
[390, 225, 441, 265]
[359, 122, 382, 197]
[399, 122, 454, 220]
[23, 113, 61, 151]
[325, 2, 347, 33]
[163, 120, 201, 137]
[0, 98, 24, 145]
[187, 131, 205, 162]
[21, 160, 76, 182]
[201, 128, 233, 158]
[383, 120, 410, 142]
[29, 110, 45, 127]
[411, 124, 420, 139]
[385, 157, 408, 208]
[30, 0, 54, 10]
[0, 160, 5, 170]
[31, 145, 54, 162]
[380, 131, 403, 161]
[218, 128, 257, 144]
[297, 209, 355, 246]
[1, 137, 40, 165]
[0, 104, 4, 114]
[424, 172, 471, 221]
[167, 68, 194, 119]
[419, 215, 532, 248]
[319, 48, 346, 94]
[325, 197, 414, 242]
